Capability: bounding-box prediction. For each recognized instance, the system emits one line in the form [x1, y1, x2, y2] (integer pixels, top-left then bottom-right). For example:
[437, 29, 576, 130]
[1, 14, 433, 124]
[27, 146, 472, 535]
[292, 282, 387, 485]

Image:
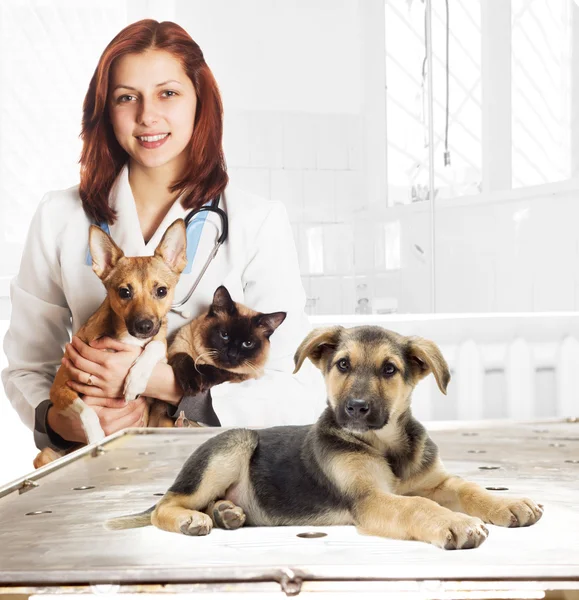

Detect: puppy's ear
[256, 312, 286, 338]
[293, 326, 344, 373]
[406, 336, 450, 395]
[89, 225, 124, 280]
[155, 219, 187, 274]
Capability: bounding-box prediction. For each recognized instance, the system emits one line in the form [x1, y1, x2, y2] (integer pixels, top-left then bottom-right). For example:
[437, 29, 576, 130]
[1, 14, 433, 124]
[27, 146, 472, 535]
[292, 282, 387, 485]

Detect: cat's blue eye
[220, 331, 229, 340]
[242, 340, 254, 348]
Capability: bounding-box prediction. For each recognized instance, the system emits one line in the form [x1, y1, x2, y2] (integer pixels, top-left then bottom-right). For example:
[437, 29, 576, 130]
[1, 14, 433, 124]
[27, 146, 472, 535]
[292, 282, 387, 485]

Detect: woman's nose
[137, 98, 161, 126]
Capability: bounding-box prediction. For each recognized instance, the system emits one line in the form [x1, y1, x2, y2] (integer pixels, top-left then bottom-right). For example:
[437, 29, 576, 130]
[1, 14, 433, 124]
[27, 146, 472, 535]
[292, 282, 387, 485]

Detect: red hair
[79, 19, 228, 224]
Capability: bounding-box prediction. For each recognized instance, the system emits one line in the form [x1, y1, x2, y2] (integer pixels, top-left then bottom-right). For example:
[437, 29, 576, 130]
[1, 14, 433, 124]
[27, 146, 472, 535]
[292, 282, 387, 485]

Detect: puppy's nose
[345, 398, 370, 419]
[134, 319, 154, 336]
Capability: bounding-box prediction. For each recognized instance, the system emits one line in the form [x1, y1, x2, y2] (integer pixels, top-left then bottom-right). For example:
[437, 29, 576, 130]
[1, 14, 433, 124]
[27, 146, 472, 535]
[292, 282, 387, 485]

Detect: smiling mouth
[136, 133, 169, 142]
[135, 133, 171, 149]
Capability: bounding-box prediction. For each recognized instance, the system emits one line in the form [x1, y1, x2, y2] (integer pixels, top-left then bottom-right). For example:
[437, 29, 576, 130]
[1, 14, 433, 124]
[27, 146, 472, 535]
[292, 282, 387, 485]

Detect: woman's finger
[62, 357, 101, 386]
[83, 396, 129, 409]
[67, 378, 108, 398]
[70, 336, 112, 366]
[102, 403, 147, 435]
[89, 336, 133, 353]
[65, 342, 104, 376]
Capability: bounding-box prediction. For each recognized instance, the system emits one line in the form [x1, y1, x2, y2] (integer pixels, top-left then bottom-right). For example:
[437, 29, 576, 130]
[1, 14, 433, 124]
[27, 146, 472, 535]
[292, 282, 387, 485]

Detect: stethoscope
[170, 195, 228, 318]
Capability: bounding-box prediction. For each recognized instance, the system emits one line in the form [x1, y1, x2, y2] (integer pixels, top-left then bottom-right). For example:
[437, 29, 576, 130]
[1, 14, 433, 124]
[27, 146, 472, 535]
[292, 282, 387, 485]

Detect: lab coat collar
[108, 165, 190, 257]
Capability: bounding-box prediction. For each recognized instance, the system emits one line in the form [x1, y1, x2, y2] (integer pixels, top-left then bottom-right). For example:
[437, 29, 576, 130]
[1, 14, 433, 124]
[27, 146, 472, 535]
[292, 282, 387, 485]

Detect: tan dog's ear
[406, 336, 450, 395]
[155, 219, 188, 273]
[293, 326, 344, 373]
[89, 225, 124, 280]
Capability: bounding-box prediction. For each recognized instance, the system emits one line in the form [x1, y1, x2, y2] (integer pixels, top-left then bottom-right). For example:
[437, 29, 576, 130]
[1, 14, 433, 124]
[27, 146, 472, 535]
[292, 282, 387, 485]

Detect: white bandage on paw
[124, 340, 166, 401]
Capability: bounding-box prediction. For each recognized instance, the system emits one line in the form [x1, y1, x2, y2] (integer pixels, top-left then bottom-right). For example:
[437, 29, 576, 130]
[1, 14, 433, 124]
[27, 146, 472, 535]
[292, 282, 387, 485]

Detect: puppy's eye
[336, 358, 350, 373]
[242, 340, 254, 348]
[220, 331, 229, 340]
[119, 287, 132, 299]
[382, 363, 397, 377]
[156, 286, 168, 298]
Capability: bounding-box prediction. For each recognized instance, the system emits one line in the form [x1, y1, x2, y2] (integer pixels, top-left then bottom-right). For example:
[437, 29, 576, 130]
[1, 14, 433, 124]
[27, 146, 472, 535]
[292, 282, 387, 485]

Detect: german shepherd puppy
[34, 219, 187, 468]
[106, 326, 543, 549]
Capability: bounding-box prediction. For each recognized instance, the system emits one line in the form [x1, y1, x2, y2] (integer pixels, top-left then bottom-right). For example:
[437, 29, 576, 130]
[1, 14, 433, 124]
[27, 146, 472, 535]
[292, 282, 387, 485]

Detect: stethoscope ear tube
[184, 206, 227, 245]
[171, 196, 227, 316]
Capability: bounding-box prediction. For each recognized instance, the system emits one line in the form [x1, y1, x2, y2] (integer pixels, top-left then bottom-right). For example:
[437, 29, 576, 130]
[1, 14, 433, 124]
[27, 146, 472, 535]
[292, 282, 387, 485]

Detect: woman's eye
[242, 341, 254, 348]
[116, 94, 135, 103]
[162, 90, 178, 98]
[156, 287, 168, 298]
[119, 287, 132, 299]
[383, 363, 397, 377]
[336, 358, 350, 372]
[220, 331, 229, 340]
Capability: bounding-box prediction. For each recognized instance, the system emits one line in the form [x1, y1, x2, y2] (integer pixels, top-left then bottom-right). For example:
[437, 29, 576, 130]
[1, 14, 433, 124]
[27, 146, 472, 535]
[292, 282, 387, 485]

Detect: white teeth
[138, 133, 169, 142]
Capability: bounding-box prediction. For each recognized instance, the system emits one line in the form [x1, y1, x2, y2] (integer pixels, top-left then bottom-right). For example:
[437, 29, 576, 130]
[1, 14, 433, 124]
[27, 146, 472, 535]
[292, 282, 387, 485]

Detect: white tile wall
[282, 113, 318, 170]
[271, 169, 304, 224]
[247, 112, 284, 169]
[216, 110, 579, 316]
[315, 115, 349, 170]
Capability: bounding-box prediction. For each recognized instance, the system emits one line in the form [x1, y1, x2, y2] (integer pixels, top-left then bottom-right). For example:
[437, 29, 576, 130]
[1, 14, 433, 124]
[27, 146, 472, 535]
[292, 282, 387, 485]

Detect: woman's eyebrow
[112, 80, 183, 91]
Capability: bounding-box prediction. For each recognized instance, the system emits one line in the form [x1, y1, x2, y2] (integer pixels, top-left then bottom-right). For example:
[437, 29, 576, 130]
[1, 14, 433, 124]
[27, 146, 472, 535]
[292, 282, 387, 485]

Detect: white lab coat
[2, 166, 325, 432]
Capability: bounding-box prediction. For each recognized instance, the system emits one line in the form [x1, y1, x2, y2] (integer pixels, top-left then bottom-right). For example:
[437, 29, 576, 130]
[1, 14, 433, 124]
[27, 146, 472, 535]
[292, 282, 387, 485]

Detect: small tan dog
[34, 219, 187, 468]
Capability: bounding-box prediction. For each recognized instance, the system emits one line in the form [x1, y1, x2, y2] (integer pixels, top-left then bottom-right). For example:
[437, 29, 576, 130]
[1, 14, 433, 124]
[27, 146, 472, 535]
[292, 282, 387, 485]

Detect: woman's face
[108, 49, 197, 176]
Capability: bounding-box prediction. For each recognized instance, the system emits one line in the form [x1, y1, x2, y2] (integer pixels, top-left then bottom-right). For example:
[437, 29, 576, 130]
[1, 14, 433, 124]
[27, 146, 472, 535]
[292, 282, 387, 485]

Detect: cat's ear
[256, 312, 287, 338]
[209, 285, 237, 316]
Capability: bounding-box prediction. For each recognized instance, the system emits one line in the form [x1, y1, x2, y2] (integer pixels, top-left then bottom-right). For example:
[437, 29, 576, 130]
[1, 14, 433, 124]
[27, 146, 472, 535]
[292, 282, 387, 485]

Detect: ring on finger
[86, 374, 93, 386]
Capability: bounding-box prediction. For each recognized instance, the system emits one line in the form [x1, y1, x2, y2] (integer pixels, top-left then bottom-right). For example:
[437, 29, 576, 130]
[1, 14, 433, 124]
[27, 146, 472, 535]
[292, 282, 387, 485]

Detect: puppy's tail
[105, 505, 154, 530]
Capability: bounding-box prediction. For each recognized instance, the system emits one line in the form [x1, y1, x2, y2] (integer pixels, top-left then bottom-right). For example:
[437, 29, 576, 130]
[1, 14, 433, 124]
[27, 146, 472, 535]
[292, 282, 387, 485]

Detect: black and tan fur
[167, 286, 286, 404]
[107, 326, 543, 549]
[34, 219, 187, 469]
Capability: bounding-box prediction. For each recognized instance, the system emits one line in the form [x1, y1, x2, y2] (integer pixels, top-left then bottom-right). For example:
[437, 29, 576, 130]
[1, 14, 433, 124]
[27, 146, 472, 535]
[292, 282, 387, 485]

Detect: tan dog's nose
[134, 318, 154, 336]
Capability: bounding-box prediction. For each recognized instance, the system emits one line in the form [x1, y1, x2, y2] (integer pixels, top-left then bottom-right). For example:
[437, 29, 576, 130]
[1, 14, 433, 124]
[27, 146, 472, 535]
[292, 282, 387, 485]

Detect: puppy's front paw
[431, 514, 489, 550]
[485, 497, 544, 527]
[123, 364, 149, 401]
[124, 340, 165, 402]
[179, 512, 213, 536]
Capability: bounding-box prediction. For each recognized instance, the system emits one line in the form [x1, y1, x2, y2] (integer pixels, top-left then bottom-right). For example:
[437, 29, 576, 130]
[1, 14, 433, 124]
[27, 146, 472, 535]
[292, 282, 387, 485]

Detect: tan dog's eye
[156, 286, 168, 298]
[336, 358, 350, 373]
[119, 287, 132, 299]
[382, 362, 397, 377]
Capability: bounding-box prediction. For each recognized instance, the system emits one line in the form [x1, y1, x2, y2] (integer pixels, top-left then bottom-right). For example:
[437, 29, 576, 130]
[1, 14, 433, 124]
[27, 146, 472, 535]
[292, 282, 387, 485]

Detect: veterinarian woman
[2, 19, 323, 452]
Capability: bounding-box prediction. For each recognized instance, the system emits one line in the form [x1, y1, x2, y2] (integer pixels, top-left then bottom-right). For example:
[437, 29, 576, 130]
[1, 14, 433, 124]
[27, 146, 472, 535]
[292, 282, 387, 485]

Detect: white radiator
[310, 313, 579, 423]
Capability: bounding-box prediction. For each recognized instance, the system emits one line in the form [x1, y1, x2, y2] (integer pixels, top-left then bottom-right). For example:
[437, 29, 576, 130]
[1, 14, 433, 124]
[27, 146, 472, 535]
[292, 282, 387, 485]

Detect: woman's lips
[136, 133, 170, 149]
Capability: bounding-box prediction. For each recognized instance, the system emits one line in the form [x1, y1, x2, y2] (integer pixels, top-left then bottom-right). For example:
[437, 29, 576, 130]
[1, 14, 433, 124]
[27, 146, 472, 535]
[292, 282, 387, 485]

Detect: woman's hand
[63, 336, 142, 399]
[47, 396, 148, 443]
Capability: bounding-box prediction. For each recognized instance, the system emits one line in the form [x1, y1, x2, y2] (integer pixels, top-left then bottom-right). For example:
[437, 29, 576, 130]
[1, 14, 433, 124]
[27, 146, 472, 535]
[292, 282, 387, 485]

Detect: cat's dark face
[202, 286, 286, 375]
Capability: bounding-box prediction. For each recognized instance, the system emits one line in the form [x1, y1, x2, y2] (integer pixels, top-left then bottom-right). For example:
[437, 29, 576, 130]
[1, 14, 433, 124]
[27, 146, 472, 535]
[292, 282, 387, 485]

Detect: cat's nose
[227, 347, 238, 360]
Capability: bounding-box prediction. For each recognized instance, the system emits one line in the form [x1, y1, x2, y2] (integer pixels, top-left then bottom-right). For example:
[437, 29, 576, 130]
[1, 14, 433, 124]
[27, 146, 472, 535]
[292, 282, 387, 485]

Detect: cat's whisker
[194, 350, 218, 374]
[244, 360, 259, 375]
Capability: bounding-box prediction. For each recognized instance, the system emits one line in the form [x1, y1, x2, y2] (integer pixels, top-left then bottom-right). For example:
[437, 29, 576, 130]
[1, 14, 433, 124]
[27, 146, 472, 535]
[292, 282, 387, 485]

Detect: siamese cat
[168, 286, 286, 425]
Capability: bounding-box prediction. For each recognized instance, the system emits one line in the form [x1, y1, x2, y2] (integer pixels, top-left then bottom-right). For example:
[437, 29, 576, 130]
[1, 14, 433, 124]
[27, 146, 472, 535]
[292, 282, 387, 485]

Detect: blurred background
[1, 0, 578, 483]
